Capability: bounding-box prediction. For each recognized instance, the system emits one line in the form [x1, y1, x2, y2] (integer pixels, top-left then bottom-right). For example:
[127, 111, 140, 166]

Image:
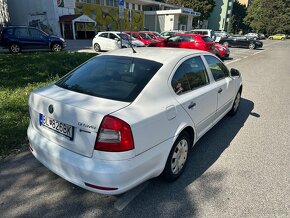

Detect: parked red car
[214, 43, 230, 59]
[125, 31, 157, 45]
[149, 33, 215, 54]
[140, 31, 165, 42]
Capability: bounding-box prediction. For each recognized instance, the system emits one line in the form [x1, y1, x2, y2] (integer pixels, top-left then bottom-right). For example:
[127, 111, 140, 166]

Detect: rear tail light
[95, 115, 134, 152]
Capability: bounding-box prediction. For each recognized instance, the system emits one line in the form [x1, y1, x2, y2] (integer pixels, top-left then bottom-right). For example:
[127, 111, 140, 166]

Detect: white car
[92, 31, 145, 52]
[27, 48, 242, 195]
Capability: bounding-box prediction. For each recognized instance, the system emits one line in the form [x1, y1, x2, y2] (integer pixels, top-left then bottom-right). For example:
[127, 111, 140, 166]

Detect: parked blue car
[0, 26, 66, 53]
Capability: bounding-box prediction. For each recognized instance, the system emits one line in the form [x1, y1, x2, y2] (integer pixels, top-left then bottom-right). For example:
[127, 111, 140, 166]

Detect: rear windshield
[56, 55, 163, 102]
[202, 36, 213, 42]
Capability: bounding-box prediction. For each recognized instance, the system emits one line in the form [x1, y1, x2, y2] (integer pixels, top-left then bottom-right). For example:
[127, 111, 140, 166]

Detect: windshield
[139, 33, 152, 39]
[117, 33, 131, 40]
[56, 55, 163, 102]
[202, 36, 213, 42]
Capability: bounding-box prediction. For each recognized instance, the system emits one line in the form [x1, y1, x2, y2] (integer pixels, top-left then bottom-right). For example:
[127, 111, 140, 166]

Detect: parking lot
[0, 40, 289, 217]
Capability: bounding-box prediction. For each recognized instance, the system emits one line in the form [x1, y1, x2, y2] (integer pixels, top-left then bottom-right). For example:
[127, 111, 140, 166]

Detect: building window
[138, 4, 141, 11]
[132, 4, 135, 10]
[126, 2, 129, 8]
[106, 0, 113, 6]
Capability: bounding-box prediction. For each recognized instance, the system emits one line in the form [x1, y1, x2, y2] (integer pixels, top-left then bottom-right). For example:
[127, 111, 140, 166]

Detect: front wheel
[281, 37, 285, 41]
[269, 37, 273, 40]
[93, 43, 101, 52]
[162, 132, 190, 182]
[249, 43, 256, 49]
[51, 43, 62, 52]
[9, 43, 21, 53]
[228, 91, 241, 116]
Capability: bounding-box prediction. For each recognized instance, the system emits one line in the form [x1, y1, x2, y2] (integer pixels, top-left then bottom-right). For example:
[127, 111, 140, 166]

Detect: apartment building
[5, 0, 200, 39]
[207, 0, 234, 31]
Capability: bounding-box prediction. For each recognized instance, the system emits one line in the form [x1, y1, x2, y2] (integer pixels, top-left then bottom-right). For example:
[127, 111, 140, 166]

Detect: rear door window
[171, 56, 209, 95]
[14, 28, 29, 37]
[202, 36, 213, 42]
[204, 55, 229, 81]
[56, 55, 163, 102]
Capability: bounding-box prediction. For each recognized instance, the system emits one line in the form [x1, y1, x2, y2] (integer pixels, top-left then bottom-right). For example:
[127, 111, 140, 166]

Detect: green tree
[228, 0, 249, 34]
[244, 0, 290, 35]
[164, 0, 216, 20]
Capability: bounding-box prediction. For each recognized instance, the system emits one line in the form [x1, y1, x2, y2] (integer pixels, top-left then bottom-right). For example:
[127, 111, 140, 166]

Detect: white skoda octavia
[27, 47, 242, 195]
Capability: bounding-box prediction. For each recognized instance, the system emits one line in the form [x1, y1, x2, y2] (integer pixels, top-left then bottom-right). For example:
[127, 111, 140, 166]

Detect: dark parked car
[219, 35, 263, 49]
[0, 26, 66, 53]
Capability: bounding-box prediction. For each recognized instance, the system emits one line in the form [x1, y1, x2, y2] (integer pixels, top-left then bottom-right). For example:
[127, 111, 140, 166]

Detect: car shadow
[0, 98, 257, 217]
[115, 98, 257, 217]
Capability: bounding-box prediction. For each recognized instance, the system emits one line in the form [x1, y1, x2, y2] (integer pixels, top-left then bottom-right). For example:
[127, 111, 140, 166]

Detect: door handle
[188, 102, 196, 109]
[218, 88, 223, 93]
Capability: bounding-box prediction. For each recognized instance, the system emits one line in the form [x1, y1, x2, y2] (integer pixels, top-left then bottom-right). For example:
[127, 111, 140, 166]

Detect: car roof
[4, 25, 37, 28]
[174, 33, 204, 37]
[100, 47, 208, 64]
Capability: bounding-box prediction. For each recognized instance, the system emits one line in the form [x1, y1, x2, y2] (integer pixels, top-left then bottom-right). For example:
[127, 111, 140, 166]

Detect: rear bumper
[27, 124, 171, 195]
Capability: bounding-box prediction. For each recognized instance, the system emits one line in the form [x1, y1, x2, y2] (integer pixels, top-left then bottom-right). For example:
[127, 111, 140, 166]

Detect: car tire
[228, 90, 241, 116]
[162, 131, 190, 182]
[269, 37, 273, 40]
[94, 43, 101, 52]
[249, 43, 256, 49]
[9, 43, 21, 53]
[223, 42, 229, 47]
[51, 43, 62, 52]
[281, 37, 285, 41]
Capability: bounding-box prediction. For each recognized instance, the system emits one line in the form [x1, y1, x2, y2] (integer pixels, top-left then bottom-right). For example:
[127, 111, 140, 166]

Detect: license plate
[39, 114, 74, 140]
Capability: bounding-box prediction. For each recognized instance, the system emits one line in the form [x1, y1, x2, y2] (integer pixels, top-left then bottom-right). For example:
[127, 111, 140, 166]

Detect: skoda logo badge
[48, 105, 54, 114]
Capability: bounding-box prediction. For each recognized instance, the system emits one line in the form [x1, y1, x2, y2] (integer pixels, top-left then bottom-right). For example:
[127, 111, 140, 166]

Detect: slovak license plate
[39, 114, 74, 140]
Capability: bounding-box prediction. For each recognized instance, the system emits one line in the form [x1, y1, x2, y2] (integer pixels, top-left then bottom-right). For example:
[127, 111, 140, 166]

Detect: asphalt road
[1, 40, 289, 218]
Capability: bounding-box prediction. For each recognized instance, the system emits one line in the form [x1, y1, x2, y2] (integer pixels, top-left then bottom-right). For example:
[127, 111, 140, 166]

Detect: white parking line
[225, 58, 241, 65]
[114, 181, 150, 211]
[253, 50, 266, 55]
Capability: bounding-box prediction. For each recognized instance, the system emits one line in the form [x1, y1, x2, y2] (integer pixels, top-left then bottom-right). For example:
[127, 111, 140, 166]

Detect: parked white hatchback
[27, 48, 242, 195]
[92, 31, 145, 52]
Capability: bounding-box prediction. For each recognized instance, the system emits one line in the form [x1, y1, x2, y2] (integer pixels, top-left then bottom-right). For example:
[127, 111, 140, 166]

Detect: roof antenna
[128, 9, 136, 53]
[128, 32, 136, 53]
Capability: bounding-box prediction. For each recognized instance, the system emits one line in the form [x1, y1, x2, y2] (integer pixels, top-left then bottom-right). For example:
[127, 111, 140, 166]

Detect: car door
[203, 55, 235, 123]
[28, 28, 49, 49]
[171, 56, 217, 138]
[108, 33, 119, 50]
[14, 27, 31, 49]
[237, 36, 249, 48]
[97, 32, 109, 50]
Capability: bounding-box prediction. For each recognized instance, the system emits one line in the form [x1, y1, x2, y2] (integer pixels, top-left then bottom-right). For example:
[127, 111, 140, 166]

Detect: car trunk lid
[29, 85, 130, 157]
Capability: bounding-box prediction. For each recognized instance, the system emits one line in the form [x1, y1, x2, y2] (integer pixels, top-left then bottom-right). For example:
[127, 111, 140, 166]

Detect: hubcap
[171, 139, 188, 175]
[53, 44, 62, 51]
[249, 44, 255, 49]
[234, 92, 241, 111]
[11, 44, 20, 53]
[94, 44, 100, 51]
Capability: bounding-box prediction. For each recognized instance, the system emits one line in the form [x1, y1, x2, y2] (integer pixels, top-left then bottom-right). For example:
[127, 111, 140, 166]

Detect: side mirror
[230, 68, 241, 77]
[115, 38, 120, 41]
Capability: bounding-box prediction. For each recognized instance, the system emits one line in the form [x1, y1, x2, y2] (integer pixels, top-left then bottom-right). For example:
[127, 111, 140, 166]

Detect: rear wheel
[9, 43, 21, 53]
[162, 131, 190, 182]
[51, 43, 62, 52]
[281, 37, 285, 41]
[269, 37, 273, 40]
[94, 43, 101, 52]
[249, 43, 255, 49]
